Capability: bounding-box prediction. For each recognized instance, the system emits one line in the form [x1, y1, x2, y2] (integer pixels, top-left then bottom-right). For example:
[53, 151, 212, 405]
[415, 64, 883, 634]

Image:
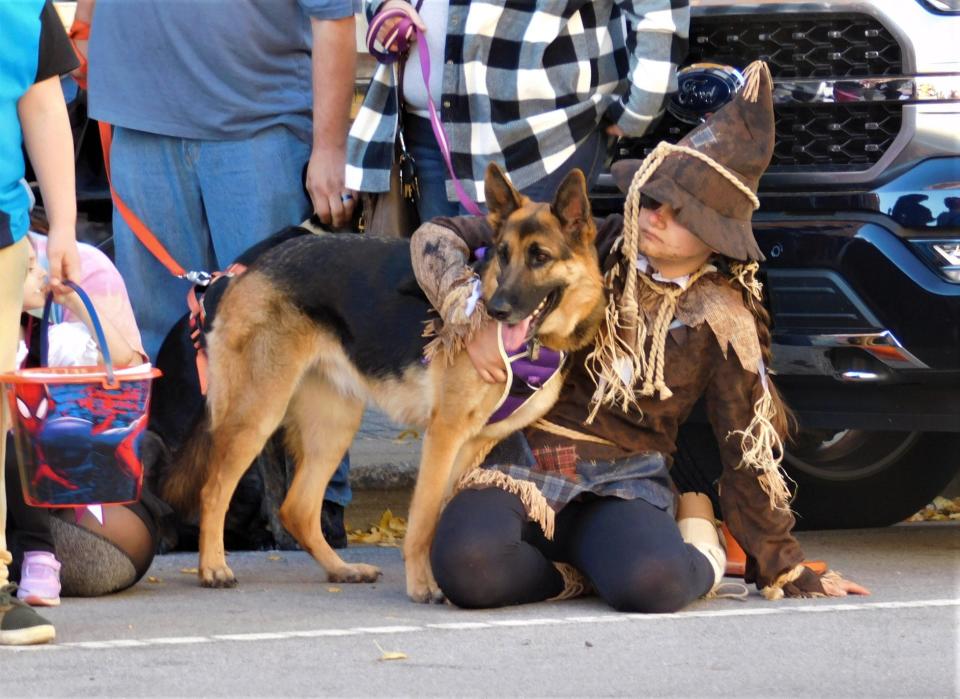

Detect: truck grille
[687, 14, 901, 79]
[617, 13, 904, 172]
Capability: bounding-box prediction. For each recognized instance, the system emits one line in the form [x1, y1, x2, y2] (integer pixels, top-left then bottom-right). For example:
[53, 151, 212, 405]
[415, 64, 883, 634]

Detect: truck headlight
[920, 0, 960, 12]
[912, 239, 960, 282]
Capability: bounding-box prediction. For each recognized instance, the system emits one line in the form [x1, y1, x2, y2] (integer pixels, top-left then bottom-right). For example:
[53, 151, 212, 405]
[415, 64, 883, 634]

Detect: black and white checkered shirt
[346, 0, 689, 204]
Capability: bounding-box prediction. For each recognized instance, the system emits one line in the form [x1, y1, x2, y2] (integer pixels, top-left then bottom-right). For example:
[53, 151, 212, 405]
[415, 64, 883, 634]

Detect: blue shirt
[0, 0, 76, 248]
[88, 0, 358, 143]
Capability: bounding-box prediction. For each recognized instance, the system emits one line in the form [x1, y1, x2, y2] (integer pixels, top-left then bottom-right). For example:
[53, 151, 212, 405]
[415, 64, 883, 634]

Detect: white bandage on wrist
[464, 276, 482, 317]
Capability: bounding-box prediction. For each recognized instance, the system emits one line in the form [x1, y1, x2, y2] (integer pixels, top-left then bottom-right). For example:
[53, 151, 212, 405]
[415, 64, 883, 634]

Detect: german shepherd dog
[178, 163, 605, 602]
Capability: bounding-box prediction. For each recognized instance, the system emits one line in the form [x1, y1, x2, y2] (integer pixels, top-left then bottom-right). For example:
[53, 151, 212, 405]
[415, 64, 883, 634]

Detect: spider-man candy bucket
[0, 282, 161, 507]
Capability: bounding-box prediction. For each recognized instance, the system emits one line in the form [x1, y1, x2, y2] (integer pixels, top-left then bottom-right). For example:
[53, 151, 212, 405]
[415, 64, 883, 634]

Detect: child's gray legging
[6, 444, 159, 596]
[430, 486, 715, 612]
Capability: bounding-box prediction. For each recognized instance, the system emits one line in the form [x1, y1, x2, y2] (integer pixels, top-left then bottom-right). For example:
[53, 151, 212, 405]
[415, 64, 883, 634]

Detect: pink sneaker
[17, 551, 61, 607]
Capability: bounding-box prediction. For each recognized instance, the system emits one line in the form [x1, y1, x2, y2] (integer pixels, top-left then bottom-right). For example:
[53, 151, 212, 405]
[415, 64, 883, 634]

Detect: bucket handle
[41, 280, 116, 387]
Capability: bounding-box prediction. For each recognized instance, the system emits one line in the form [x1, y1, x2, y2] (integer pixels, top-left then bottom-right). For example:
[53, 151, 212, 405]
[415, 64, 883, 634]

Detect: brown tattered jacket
[417, 214, 806, 591]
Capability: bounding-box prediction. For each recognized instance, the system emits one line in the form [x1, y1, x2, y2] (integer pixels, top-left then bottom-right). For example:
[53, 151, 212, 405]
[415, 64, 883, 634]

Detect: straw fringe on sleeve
[410, 222, 491, 365]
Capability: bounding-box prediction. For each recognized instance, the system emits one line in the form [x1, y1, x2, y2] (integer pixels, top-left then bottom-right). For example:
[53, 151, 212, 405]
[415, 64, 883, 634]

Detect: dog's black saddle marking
[252, 234, 432, 378]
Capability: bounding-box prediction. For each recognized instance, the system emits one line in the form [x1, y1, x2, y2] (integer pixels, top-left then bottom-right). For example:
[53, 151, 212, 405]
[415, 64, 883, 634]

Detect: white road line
[144, 636, 211, 645]
[487, 618, 565, 627]
[67, 639, 151, 649]
[212, 632, 294, 641]
[427, 622, 492, 630]
[350, 625, 422, 634]
[3, 598, 956, 653]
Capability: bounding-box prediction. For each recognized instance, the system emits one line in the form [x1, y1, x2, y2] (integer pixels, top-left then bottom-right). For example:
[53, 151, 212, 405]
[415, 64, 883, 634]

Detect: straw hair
[725, 259, 795, 511]
[740, 60, 772, 104]
[584, 140, 759, 421]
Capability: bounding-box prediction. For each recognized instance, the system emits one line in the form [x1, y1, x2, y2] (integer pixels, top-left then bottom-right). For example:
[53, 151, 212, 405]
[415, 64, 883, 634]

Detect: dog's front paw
[327, 563, 382, 584]
[407, 581, 445, 604]
[405, 558, 444, 604]
[200, 564, 238, 588]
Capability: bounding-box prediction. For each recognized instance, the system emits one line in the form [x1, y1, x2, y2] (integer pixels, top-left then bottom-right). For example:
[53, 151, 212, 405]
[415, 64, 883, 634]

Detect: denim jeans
[110, 125, 350, 506]
[404, 114, 609, 218]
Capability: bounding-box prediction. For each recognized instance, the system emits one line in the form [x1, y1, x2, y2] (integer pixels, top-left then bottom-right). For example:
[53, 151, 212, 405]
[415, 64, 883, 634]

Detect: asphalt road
[4, 522, 957, 698]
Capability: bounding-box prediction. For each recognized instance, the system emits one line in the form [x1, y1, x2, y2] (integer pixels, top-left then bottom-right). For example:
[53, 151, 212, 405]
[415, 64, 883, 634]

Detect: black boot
[321, 501, 348, 549]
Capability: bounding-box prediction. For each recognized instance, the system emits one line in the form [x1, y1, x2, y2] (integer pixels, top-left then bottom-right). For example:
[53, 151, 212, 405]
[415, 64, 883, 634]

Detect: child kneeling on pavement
[409, 62, 870, 610]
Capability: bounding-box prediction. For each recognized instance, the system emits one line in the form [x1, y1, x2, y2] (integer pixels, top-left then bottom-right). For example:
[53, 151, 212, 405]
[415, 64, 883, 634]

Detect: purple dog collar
[487, 325, 565, 425]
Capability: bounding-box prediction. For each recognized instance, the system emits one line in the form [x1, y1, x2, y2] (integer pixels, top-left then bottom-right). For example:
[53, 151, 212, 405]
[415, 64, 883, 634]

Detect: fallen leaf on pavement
[374, 640, 407, 661]
[267, 555, 282, 561]
[393, 429, 421, 443]
[147, 576, 161, 583]
[907, 496, 960, 522]
[179, 567, 198, 574]
[328, 587, 342, 593]
[348, 509, 407, 547]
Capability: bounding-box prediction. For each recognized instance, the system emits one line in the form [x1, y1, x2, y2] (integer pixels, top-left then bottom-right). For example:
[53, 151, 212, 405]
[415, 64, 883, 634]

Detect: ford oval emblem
[668, 63, 745, 125]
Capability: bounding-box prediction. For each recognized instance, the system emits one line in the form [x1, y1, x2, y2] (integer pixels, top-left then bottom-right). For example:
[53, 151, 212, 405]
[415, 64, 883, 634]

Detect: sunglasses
[640, 194, 663, 211]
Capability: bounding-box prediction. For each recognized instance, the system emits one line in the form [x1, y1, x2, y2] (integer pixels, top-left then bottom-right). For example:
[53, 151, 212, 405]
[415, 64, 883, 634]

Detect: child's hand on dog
[466, 319, 507, 384]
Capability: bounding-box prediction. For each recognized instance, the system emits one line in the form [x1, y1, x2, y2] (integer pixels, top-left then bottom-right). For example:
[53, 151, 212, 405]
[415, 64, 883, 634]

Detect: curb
[350, 461, 418, 490]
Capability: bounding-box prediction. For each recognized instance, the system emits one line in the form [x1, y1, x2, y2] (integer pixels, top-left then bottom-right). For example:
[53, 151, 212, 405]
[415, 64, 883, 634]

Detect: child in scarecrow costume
[410, 61, 869, 611]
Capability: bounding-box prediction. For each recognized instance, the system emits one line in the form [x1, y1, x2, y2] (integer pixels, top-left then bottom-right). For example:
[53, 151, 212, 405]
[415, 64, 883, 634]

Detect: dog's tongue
[501, 317, 532, 353]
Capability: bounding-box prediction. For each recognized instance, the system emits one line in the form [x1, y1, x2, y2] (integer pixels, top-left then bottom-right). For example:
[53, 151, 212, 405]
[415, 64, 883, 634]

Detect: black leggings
[430, 487, 715, 612]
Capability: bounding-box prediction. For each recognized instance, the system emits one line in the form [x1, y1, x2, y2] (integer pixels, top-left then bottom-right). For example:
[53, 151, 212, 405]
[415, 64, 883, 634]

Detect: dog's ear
[551, 168, 594, 246]
[485, 162, 523, 233]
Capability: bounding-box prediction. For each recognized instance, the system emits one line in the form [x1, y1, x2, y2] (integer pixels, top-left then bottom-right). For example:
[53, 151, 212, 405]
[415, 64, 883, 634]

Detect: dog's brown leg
[279, 371, 381, 583]
[198, 389, 298, 588]
[401, 434, 497, 603]
[444, 436, 498, 501]
[405, 358, 501, 603]
[198, 281, 318, 588]
[404, 417, 469, 603]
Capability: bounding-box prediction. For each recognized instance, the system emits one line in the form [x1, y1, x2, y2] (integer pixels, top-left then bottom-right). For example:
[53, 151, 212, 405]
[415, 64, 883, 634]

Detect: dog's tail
[160, 411, 214, 519]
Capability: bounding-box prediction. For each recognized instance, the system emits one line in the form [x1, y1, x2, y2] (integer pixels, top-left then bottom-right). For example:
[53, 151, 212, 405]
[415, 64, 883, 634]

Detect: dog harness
[186, 263, 247, 395]
[487, 326, 565, 426]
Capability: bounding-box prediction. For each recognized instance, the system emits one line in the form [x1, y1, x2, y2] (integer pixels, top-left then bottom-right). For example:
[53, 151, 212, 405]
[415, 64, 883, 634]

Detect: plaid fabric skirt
[480, 432, 677, 517]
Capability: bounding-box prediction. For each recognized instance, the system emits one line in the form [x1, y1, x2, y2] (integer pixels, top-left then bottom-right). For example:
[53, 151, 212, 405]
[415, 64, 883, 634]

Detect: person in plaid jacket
[347, 0, 690, 220]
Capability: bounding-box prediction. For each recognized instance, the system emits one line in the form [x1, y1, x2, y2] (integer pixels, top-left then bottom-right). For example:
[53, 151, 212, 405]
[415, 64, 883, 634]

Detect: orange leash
[97, 121, 188, 278]
[97, 121, 242, 394]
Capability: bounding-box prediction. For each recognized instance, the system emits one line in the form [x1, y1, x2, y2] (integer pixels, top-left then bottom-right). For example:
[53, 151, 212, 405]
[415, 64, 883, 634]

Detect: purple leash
[366, 8, 483, 216]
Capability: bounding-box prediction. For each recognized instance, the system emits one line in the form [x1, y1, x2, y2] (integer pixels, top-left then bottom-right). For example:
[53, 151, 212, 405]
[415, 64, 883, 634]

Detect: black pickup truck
[591, 0, 960, 528]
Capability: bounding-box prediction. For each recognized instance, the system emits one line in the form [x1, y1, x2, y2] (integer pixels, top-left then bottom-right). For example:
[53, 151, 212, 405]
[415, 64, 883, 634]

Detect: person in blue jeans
[349, 0, 690, 221]
[74, 0, 360, 541]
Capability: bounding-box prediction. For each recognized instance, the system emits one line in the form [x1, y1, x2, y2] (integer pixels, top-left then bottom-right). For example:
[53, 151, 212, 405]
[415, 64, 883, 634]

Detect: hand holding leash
[368, 0, 427, 60]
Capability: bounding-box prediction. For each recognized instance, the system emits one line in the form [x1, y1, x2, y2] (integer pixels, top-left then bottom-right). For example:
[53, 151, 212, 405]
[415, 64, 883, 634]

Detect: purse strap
[41, 280, 116, 386]
[366, 6, 483, 216]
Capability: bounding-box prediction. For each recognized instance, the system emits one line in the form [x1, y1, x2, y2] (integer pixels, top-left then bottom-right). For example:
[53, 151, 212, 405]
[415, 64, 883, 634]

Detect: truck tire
[784, 430, 960, 530]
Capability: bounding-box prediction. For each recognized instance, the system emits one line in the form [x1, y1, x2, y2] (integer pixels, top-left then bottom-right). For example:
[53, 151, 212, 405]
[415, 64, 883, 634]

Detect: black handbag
[360, 62, 421, 238]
